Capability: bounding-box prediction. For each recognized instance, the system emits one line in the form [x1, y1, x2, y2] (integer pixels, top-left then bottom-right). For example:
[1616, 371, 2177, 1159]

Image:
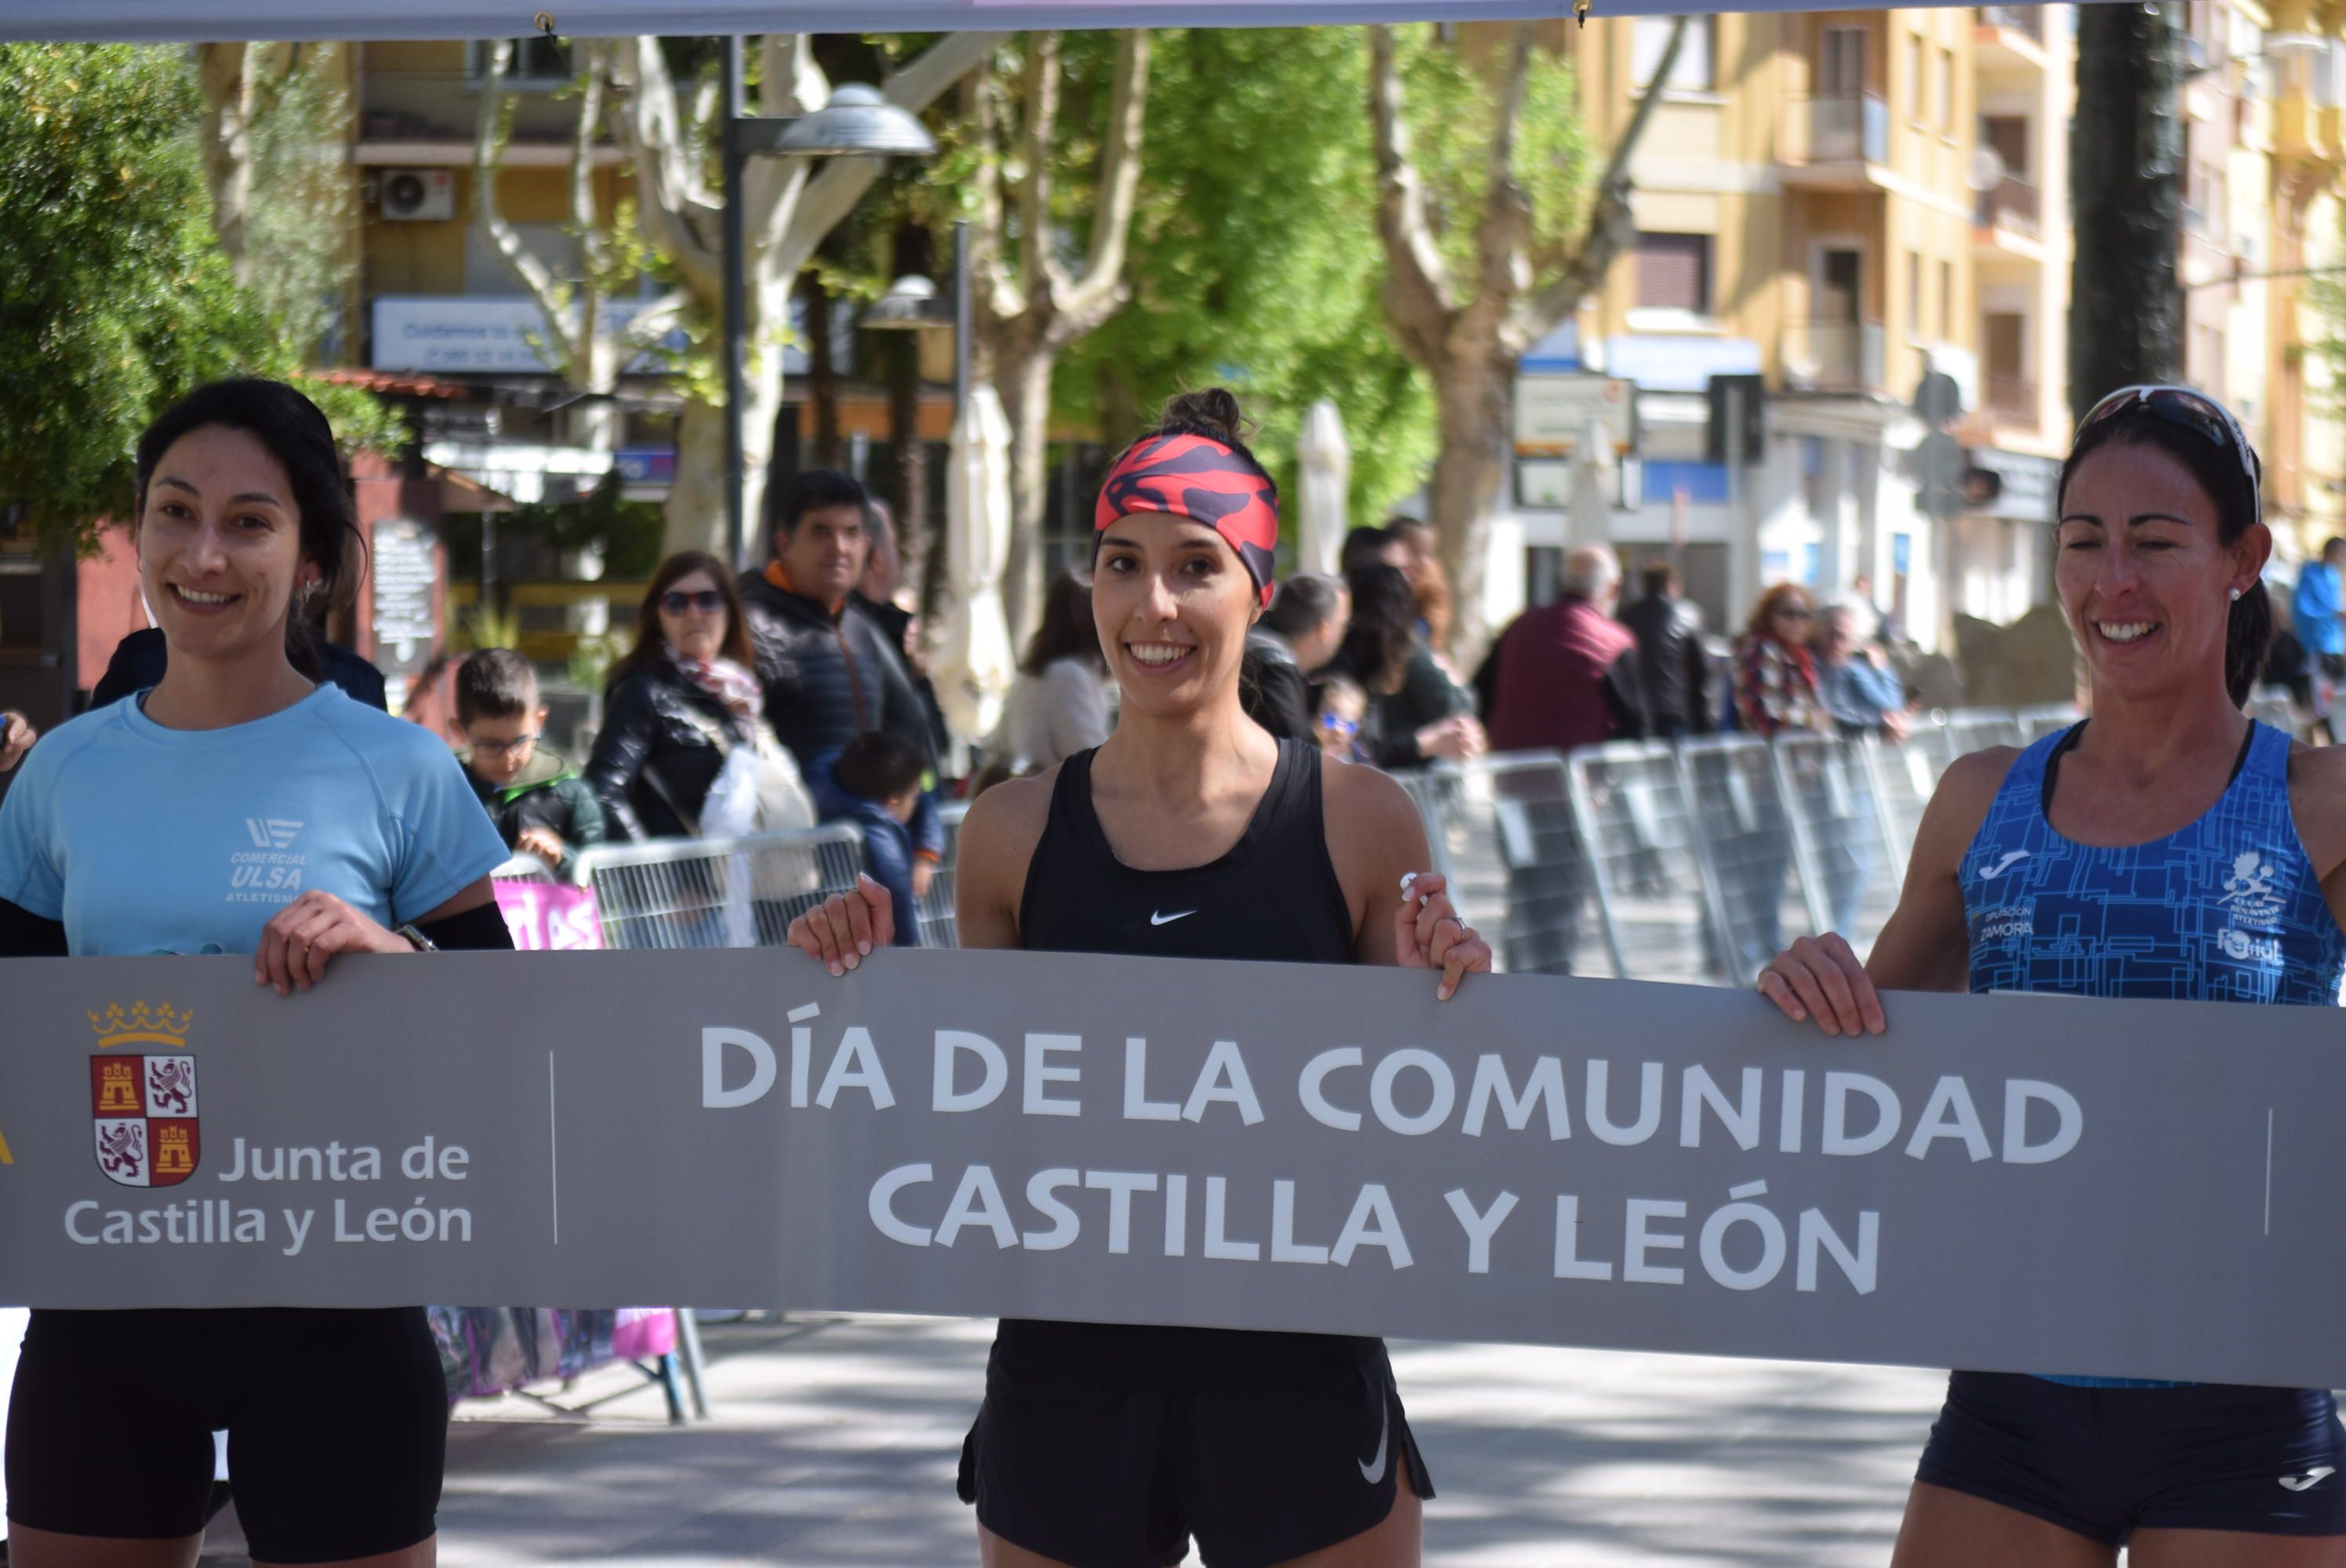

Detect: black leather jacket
[1618, 590, 1711, 735]
[583, 666, 751, 841]
[737, 571, 936, 773]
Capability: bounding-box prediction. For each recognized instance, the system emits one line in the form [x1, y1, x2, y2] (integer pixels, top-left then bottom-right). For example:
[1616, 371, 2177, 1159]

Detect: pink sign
[493, 881, 605, 952]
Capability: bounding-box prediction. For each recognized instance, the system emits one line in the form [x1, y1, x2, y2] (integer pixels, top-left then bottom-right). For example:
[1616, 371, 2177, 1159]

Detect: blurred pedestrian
[1807, 603, 1908, 934]
[989, 568, 1112, 775]
[1720, 582, 1828, 975]
[1617, 563, 1711, 739]
[807, 729, 929, 946]
[852, 496, 950, 759]
[586, 553, 791, 841]
[1243, 571, 1349, 743]
[1731, 583, 1829, 737]
[1485, 546, 1647, 755]
[456, 648, 605, 877]
[1388, 515, 1453, 655]
[1339, 523, 1409, 576]
[738, 470, 943, 881]
[1333, 562, 1483, 766]
[2294, 536, 2344, 739]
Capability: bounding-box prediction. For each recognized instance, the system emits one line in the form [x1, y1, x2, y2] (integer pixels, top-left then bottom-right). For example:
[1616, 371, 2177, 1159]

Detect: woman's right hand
[1415, 714, 1485, 761]
[1756, 933, 1886, 1036]
[786, 873, 895, 975]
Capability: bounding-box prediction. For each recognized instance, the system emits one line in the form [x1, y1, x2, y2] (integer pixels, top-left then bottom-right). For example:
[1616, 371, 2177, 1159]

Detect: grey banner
[0, 950, 2335, 1385]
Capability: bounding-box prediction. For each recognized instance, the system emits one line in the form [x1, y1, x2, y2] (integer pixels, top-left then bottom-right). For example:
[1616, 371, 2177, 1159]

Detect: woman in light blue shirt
[0, 380, 511, 1568]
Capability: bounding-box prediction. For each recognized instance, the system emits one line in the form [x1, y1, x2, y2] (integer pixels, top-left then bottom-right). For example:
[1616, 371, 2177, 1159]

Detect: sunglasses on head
[2076, 385, 2261, 520]
[661, 589, 725, 615]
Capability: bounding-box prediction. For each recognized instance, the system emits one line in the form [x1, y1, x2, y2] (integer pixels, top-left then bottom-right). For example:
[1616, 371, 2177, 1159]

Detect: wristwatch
[393, 924, 438, 953]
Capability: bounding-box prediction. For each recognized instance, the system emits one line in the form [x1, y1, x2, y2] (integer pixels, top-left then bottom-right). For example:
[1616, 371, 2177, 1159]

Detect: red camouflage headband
[1093, 433, 1280, 607]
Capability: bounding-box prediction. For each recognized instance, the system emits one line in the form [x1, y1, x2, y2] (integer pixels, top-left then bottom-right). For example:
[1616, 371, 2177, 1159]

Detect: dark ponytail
[2226, 578, 2275, 710]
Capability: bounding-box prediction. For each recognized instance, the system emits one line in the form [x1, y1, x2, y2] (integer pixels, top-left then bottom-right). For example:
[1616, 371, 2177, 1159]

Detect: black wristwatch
[393, 923, 438, 953]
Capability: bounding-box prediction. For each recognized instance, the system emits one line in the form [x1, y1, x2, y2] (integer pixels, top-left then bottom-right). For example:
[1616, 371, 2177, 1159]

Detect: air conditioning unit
[380, 168, 455, 222]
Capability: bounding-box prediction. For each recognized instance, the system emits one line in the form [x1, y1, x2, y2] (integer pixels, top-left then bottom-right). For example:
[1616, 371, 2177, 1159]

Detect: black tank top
[1018, 739, 1354, 963]
[1000, 739, 1375, 1389]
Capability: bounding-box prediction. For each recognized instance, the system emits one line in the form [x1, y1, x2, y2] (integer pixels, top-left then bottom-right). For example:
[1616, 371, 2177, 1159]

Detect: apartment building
[1523, 6, 2076, 648]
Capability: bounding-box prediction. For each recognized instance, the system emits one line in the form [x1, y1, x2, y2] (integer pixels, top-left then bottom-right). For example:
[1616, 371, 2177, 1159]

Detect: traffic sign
[1513, 375, 1637, 458]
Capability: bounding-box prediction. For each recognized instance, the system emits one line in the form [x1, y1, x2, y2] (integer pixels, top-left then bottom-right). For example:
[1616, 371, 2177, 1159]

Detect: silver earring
[2229, 586, 2243, 602]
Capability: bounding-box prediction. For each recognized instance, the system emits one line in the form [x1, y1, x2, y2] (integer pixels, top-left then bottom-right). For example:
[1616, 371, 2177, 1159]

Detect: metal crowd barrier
[1403, 753, 1587, 976]
[1774, 731, 1897, 945]
[1566, 741, 1717, 985]
[917, 800, 971, 949]
[570, 824, 867, 950]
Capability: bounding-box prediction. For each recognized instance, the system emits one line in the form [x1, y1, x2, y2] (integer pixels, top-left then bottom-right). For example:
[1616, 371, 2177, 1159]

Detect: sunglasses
[661, 589, 725, 615]
[2076, 385, 2261, 521]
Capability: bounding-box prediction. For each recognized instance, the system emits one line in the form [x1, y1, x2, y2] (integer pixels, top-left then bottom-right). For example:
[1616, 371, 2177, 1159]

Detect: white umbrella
[1295, 399, 1351, 579]
[936, 383, 1016, 752]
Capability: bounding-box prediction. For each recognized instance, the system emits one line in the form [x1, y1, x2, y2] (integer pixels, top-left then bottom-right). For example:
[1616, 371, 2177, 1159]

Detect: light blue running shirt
[1960, 719, 2346, 1387]
[0, 684, 507, 956]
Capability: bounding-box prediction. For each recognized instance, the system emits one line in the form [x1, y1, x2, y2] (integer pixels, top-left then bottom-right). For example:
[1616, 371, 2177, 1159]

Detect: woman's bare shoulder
[1319, 750, 1421, 833]
[961, 767, 1059, 867]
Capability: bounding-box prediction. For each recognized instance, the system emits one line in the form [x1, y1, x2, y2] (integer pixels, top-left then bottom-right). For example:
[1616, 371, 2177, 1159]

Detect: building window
[1821, 27, 1865, 96]
[1940, 260, 1954, 339]
[1633, 16, 1716, 90]
[1937, 47, 1956, 131]
[1636, 232, 1712, 313]
[1906, 32, 1926, 124]
[1907, 251, 1923, 336]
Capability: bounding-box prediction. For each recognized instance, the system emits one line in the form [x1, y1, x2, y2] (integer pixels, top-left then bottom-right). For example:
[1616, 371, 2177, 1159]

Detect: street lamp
[721, 45, 938, 571]
[858, 220, 973, 419]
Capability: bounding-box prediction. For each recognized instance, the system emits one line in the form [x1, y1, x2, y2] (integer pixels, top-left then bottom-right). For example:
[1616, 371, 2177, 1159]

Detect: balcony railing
[1977, 5, 2045, 42]
[1986, 373, 2037, 421]
[1781, 320, 1887, 394]
[1789, 93, 1890, 165]
[1976, 174, 2041, 235]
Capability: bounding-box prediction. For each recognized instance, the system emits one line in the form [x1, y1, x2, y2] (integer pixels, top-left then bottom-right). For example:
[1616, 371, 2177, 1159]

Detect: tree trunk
[886, 335, 929, 590]
[1429, 359, 1512, 667]
[194, 43, 258, 284]
[2069, 3, 2181, 423]
[999, 344, 1055, 637]
[666, 375, 784, 562]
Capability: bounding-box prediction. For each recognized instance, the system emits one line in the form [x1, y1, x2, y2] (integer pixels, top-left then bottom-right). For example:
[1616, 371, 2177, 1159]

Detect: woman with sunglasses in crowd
[784, 388, 1491, 1568]
[1760, 385, 2346, 1566]
[586, 553, 776, 841]
[0, 379, 514, 1567]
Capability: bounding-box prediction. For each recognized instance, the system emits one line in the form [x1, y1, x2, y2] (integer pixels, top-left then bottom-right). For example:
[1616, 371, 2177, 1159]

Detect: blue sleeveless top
[1961, 720, 2345, 1387]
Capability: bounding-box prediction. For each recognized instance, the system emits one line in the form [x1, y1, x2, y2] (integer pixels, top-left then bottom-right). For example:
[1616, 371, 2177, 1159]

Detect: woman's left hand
[1395, 871, 1493, 1000]
[254, 891, 408, 996]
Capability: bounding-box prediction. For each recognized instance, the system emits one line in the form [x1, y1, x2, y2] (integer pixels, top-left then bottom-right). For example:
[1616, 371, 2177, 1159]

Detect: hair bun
[1157, 387, 1248, 445]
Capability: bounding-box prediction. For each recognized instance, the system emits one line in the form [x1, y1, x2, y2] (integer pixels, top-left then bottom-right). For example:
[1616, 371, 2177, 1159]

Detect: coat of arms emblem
[87, 1002, 198, 1188]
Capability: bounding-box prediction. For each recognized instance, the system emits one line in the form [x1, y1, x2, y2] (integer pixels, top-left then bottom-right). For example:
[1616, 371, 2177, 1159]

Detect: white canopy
[1295, 398, 1352, 580]
[4, 0, 1912, 43]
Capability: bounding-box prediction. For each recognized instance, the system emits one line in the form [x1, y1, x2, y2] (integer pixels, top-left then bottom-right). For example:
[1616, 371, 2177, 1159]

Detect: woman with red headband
[788, 388, 1491, 1568]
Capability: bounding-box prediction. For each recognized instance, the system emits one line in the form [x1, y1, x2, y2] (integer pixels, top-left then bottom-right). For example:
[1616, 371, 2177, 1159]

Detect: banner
[2, 0, 2038, 45]
[1, 949, 2337, 1387]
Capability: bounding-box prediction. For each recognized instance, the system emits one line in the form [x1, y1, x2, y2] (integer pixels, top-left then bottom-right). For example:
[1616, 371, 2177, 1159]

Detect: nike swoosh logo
[1149, 910, 1197, 927]
[2282, 1467, 2336, 1491]
[1980, 850, 2031, 880]
[1359, 1399, 1390, 1485]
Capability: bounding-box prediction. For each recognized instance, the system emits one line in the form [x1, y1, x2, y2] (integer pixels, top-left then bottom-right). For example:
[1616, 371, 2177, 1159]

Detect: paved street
[194, 1315, 1945, 1566]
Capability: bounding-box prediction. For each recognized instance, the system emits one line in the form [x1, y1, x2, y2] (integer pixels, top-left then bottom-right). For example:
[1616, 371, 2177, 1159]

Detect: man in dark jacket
[1241, 573, 1349, 744]
[92, 624, 388, 710]
[739, 470, 946, 872]
[1486, 546, 1648, 754]
[1616, 564, 1711, 739]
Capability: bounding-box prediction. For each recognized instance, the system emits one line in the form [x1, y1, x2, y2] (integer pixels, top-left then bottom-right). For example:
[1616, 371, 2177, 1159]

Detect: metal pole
[722, 36, 749, 573]
[951, 219, 971, 420]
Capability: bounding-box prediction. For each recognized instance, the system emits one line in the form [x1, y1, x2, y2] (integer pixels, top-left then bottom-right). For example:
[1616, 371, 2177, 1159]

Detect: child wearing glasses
[456, 648, 605, 877]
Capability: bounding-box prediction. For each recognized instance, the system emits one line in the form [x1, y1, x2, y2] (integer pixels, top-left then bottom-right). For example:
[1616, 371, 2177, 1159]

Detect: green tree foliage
[0, 44, 401, 554]
[1059, 27, 1435, 531]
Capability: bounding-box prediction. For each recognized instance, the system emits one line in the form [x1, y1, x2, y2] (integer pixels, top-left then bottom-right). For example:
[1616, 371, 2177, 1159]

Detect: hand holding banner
[0, 949, 2333, 1388]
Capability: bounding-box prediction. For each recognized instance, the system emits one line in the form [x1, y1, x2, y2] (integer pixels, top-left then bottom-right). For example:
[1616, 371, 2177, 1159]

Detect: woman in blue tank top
[1760, 385, 2346, 1566]
[786, 388, 1492, 1568]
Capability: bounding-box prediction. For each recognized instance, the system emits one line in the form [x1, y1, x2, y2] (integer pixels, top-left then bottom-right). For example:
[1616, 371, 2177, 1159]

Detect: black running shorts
[957, 1324, 1433, 1568]
[1916, 1370, 2346, 1544]
[5, 1306, 447, 1562]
